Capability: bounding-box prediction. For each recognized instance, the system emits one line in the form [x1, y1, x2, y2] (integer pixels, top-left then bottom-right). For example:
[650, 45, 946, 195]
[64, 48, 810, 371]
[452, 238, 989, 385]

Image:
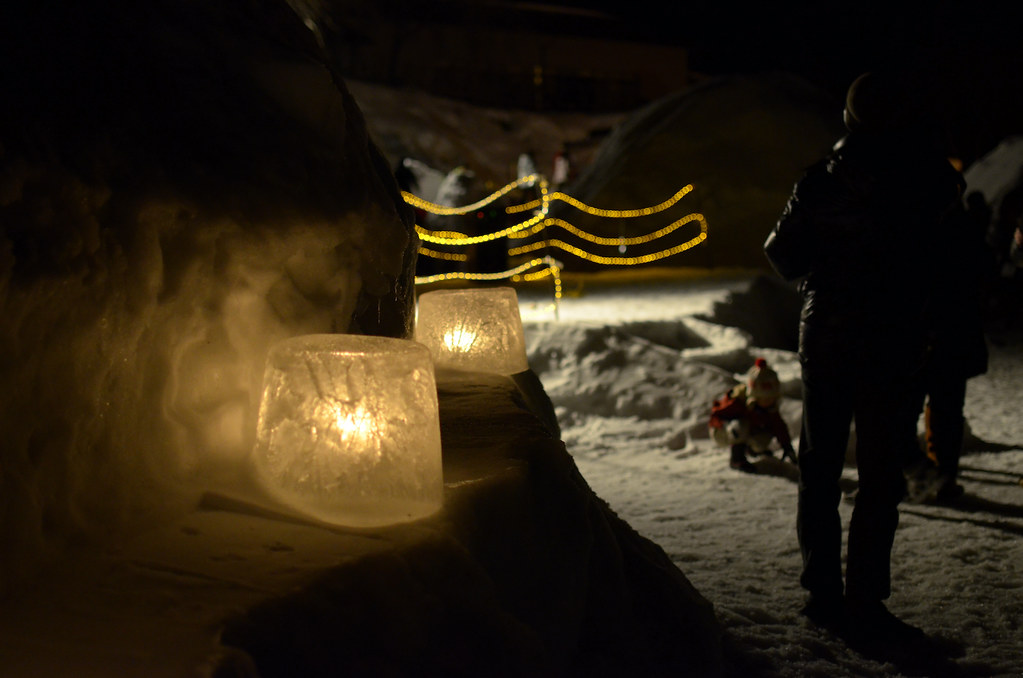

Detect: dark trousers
[796, 325, 921, 603]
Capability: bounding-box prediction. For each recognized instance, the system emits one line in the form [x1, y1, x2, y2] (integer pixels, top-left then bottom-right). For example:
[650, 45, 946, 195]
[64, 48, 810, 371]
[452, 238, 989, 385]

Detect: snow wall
[0, 0, 417, 592]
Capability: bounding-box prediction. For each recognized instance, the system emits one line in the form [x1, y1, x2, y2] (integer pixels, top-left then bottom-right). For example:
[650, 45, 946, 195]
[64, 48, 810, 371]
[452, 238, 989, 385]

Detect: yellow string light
[418, 246, 468, 262]
[506, 184, 693, 217]
[521, 263, 562, 297]
[507, 217, 707, 265]
[413, 176, 700, 248]
[414, 256, 564, 299]
[416, 210, 546, 244]
[525, 212, 707, 247]
[409, 173, 706, 310]
[413, 176, 554, 245]
[402, 174, 540, 216]
[418, 228, 470, 240]
[506, 221, 547, 240]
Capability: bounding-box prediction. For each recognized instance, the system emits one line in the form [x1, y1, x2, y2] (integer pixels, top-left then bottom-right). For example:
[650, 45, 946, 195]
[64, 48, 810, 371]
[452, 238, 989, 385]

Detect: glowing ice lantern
[252, 334, 443, 528]
[415, 287, 529, 375]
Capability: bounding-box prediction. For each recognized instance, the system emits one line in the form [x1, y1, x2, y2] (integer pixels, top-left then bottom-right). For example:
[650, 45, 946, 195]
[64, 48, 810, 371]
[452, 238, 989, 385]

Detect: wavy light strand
[402, 174, 540, 216]
[417, 246, 468, 262]
[409, 174, 706, 310]
[415, 256, 563, 299]
[526, 212, 707, 247]
[506, 184, 693, 217]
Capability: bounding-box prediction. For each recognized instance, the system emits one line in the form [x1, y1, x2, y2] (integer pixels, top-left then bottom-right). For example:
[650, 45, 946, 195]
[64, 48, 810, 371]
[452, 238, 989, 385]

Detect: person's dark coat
[765, 130, 964, 367]
[925, 200, 989, 379]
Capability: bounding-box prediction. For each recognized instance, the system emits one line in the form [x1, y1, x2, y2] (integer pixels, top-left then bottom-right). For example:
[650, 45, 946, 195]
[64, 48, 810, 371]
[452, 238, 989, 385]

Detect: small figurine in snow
[708, 357, 796, 473]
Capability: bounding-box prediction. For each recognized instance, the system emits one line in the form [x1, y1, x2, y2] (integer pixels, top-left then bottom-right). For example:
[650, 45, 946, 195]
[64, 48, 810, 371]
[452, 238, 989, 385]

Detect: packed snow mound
[526, 316, 801, 420]
[526, 322, 738, 421]
[524, 273, 804, 457]
[0, 0, 415, 593]
[695, 273, 802, 351]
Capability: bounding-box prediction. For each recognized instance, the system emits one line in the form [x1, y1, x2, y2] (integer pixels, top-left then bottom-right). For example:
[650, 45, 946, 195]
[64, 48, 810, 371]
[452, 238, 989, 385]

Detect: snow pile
[525, 273, 804, 454]
[0, 0, 415, 593]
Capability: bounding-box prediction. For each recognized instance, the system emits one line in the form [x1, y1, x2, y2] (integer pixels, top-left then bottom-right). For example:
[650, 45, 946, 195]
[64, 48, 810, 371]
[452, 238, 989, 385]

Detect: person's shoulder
[790, 155, 836, 198]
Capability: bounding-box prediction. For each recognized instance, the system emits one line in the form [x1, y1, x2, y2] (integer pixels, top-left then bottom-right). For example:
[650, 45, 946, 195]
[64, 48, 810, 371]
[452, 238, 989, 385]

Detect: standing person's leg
[845, 377, 913, 606]
[843, 374, 934, 644]
[797, 356, 853, 615]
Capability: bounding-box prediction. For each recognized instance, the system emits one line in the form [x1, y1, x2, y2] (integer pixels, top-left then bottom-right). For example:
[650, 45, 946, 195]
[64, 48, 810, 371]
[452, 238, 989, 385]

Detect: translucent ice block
[415, 287, 529, 375]
[252, 335, 443, 527]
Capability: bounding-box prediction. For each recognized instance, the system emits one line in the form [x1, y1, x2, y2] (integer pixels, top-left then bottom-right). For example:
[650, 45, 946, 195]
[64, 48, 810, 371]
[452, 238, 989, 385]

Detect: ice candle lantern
[252, 334, 443, 527]
[415, 287, 529, 375]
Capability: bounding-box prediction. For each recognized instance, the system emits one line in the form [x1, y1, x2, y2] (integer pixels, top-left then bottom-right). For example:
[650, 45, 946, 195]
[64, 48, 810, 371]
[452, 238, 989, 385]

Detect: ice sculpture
[415, 287, 529, 375]
[252, 335, 443, 527]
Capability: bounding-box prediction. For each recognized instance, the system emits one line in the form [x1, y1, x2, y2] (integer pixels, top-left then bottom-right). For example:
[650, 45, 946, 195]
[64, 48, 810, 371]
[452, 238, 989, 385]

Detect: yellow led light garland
[526, 212, 707, 247]
[507, 219, 707, 266]
[418, 246, 468, 262]
[402, 174, 541, 216]
[415, 256, 563, 299]
[408, 173, 707, 306]
[506, 184, 694, 217]
[416, 210, 547, 245]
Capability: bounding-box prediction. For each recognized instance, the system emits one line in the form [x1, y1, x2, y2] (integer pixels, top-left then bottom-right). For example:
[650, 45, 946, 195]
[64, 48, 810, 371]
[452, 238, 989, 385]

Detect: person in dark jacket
[764, 71, 964, 640]
[904, 196, 990, 503]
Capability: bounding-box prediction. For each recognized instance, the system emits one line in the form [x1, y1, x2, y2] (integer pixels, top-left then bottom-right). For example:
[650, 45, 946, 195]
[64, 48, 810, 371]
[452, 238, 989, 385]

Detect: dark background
[468, 0, 1023, 165]
[2, 1, 1020, 167]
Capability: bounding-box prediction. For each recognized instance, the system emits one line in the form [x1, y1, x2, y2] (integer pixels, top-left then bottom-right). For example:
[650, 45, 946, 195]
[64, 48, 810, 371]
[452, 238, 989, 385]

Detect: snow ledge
[0, 371, 722, 677]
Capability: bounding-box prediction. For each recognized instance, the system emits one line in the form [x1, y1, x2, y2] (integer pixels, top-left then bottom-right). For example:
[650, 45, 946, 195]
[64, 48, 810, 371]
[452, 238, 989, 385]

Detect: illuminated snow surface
[518, 271, 1023, 678]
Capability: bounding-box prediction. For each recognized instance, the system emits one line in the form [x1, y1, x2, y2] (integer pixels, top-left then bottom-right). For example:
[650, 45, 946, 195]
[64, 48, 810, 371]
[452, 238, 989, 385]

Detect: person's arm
[764, 170, 820, 281]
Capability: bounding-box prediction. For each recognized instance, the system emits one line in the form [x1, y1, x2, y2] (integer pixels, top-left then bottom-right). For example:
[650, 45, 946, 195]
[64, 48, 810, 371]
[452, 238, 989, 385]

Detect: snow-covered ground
[517, 268, 1023, 677]
[361, 68, 1023, 673]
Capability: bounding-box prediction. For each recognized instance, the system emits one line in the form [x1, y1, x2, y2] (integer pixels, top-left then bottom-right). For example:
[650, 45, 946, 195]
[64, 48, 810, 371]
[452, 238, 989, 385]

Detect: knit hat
[843, 70, 927, 134]
[747, 357, 780, 404]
